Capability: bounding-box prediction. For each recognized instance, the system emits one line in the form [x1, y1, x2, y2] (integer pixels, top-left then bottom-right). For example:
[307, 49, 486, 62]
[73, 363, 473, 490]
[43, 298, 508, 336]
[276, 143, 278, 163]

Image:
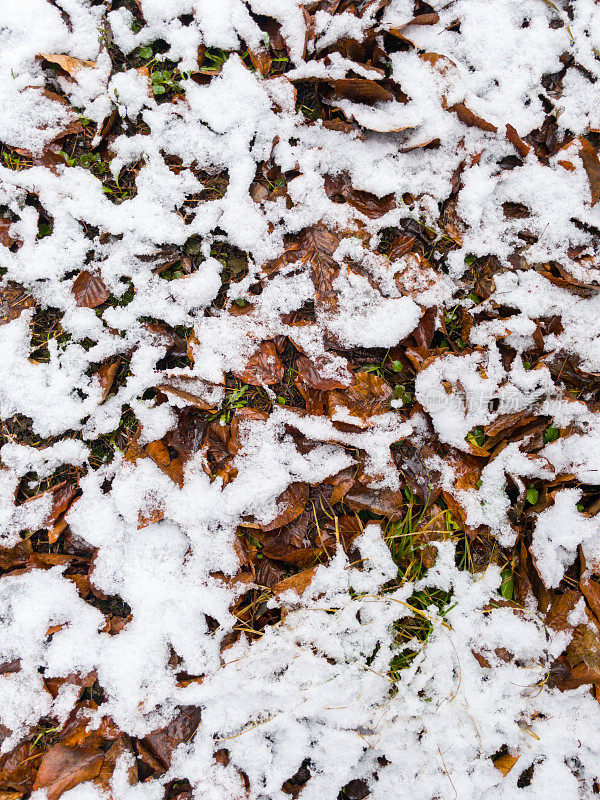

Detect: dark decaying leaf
[142, 707, 201, 771]
[72, 271, 111, 308]
[234, 341, 284, 386]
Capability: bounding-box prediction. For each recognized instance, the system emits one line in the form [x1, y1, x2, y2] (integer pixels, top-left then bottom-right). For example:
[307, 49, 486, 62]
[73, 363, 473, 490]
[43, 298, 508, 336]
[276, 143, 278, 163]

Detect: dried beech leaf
[448, 103, 497, 133]
[579, 138, 600, 206]
[0, 282, 36, 325]
[256, 482, 309, 532]
[32, 744, 104, 800]
[234, 341, 284, 386]
[38, 53, 96, 74]
[581, 578, 600, 625]
[328, 78, 394, 104]
[296, 355, 353, 390]
[327, 371, 392, 427]
[273, 566, 317, 596]
[72, 271, 110, 308]
[493, 753, 519, 776]
[505, 123, 530, 157]
[94, 360, 120, 403]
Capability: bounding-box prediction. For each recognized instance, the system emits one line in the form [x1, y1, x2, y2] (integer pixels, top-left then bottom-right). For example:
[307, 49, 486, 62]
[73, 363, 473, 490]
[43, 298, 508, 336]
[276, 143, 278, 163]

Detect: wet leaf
[72, 271, 110, 308]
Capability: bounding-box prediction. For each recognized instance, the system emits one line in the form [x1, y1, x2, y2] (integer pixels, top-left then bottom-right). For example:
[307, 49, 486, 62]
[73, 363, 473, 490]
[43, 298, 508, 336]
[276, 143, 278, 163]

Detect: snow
[0, 0, 600, 798]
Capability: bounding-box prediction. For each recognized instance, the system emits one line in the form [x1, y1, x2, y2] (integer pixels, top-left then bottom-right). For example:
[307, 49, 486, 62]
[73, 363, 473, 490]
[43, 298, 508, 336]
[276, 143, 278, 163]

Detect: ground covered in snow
[1, 0, 600, 798]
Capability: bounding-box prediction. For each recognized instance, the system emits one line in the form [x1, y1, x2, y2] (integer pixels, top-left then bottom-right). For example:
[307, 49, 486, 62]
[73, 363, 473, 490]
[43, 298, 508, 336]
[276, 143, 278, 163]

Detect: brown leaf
[142, 707, 200, 771]
[505, 124, 531, 157]
[579, 138, 600, 206]
[37, 90, 83, 140]
[94, 735, 137, 796]
[493, 753, 519, 776]
[448, 103, 497, 133]
[256, 557, 287, 588]
[72, 271, 110, 308]
[0, 219, 21, 249]
[0, 539, 32, 570]
[247, 49, 272, 77]
[327, 371, 392, 428]
[146, 440, 184, 487]
[47, 481, 79, 527]
[234, 341, 284, 386]
[580, 578, 600, 626]
[0, 283, 36, 325]
[387, 234, 415, 261]
[273, 566, 317, 596]
[566, 625, 600, 672]
[296, 355, 354, 390]
[296, 226, 340, 308]
[324, 174, 395, 218]
[255, 483, 309, 532]
[33, 745, 104, 800]
[344, 486, 405, 520]
[38, 54, 96, 75]
[94, 360, 120, 403]
[328, 78, 394, 104]
[0, 743, 40, 792]
[411, 306, 437, 348]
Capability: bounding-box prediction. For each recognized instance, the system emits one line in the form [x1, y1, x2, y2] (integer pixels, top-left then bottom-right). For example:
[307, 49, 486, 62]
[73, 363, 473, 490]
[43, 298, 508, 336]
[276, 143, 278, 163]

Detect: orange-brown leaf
[580, 138, 600, 206]
[256, 482, 309, 532]
[33, 745, 104, 800]
[234, 341, 284, 386]
[94, 360, 120, 403]
[38, 53, 96, 75]
[273, 566, 317, 596]
[493, 753, 519, 776]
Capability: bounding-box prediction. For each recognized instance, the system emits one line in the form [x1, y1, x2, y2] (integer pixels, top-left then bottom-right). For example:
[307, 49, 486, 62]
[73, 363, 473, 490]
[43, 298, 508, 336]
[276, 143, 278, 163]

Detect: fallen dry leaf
[234, 341, 284, 386]
[579, 138, 600, 206]
[32, 744, 104, 800]
[38, 53, 96, 75]
[72, 271, 110, 308]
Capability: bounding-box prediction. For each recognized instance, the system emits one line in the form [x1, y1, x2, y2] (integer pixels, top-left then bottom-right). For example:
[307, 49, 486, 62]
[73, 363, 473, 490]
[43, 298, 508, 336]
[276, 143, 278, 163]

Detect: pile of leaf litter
[1, 0, 600, 798]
